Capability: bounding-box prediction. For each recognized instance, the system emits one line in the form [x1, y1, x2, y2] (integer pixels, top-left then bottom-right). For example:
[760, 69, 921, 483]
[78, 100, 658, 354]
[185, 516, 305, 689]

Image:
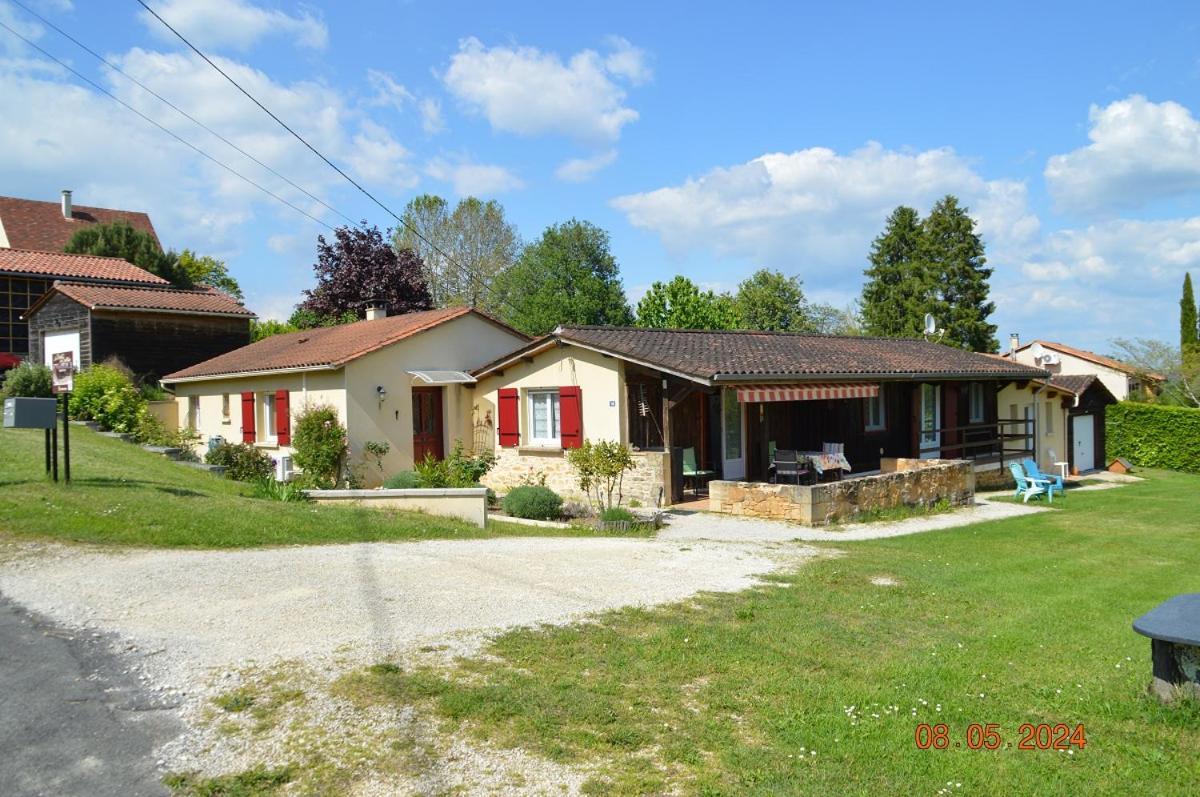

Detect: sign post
[51, 350, 75, 484]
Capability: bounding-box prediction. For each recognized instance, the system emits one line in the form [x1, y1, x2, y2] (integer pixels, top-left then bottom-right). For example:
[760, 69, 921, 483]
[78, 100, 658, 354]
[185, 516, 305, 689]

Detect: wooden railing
[924, 418, 1035, 466]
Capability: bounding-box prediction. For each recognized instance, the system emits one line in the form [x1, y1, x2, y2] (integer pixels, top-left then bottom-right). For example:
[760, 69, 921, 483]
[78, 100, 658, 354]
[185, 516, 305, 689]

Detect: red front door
[412, 387, 444, 462]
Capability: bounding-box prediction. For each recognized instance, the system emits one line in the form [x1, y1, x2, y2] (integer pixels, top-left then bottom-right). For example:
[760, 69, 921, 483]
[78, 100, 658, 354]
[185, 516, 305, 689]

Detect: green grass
[342, 470, 1200, 795]
[0, 426, 629, 548]
[164, 765, 294, 796]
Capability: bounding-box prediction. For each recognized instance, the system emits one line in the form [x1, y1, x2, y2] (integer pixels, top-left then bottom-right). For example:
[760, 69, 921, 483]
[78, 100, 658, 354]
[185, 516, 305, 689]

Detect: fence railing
[923, 418, 1035, 466]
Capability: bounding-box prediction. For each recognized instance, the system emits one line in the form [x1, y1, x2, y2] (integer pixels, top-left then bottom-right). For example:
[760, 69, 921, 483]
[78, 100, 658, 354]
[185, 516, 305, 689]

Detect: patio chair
[1021, 458, 1064, 498]
[822, 442, 845, 455]
[1009, 462, 1049, 503]
[773, 449, 811, 485]
[681, 447, 716, 495]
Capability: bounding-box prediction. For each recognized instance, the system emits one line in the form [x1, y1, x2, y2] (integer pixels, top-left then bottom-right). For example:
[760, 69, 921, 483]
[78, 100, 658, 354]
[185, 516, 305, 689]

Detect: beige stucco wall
[1011, 348, 1133, 401]
[996, 382, 1070, 472]
[306, 488, 487, 527]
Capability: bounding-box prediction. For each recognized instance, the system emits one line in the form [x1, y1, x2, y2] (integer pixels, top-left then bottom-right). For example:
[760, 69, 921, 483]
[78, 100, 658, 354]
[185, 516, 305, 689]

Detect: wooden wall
[91, 310, 250, 381]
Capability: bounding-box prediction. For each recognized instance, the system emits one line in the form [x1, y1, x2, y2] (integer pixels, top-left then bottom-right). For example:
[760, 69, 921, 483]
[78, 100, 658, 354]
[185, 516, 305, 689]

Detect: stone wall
[710, 459, 974, 526]
[483, 447, 669, 508]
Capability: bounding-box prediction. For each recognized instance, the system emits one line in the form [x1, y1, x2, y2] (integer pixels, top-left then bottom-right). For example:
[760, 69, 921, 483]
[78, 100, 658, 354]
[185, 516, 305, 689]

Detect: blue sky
[3, 0, 1200, 351]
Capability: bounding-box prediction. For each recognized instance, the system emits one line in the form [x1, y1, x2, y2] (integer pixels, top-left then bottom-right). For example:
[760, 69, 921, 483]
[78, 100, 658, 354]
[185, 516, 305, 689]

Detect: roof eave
[163, 363, 340, 385]
[89, 305, 256, 320]
[711, 369, 1050, 383]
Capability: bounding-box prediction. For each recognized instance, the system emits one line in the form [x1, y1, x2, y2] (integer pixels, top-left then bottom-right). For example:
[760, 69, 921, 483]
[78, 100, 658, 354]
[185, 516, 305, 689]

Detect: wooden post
[62, 392, 70, 484]
[661, 377, 674, 505]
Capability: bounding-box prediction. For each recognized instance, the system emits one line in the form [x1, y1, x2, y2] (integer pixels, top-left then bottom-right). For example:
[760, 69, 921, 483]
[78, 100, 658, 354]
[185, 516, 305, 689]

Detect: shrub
[291, 404, 347, 487]
[383, 470, 420, 489]
[363, 440, 390, 475]
[69, 363, 146, 432]
[206, 442, 274, 482]
[1, 361, 52, 398]
[252, 477, 308, 502]
[131, 409, 200, 459]
[503, 485, 563, 520]
[413, 441, 495, 488]
[599, 506, 636, 523]
[1107, 401, 1200, 474]
[566, 439, 636, 511]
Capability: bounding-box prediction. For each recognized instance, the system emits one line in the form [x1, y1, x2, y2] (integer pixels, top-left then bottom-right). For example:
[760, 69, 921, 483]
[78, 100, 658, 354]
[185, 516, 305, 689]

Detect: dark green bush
[1, 361, 52, 398]
[384, 470, 421, 489]
[1107, 402, 1200, 474]
[206, 442, 274, 482]
[503, 485, 563, 520]
[291, 404, 347, 487]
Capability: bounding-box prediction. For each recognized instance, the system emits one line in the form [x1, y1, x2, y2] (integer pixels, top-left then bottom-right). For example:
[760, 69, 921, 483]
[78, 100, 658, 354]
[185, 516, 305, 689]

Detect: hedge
[1106, 402, 1200, 474]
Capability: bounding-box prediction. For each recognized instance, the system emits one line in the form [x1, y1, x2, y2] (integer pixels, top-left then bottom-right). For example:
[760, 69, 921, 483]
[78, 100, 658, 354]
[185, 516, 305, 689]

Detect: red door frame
[411, 387, 445, 462]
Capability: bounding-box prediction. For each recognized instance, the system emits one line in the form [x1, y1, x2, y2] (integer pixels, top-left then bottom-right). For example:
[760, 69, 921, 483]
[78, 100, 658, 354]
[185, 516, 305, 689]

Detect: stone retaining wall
[482, 447, 668, 508]
[709, 458, 974, 525]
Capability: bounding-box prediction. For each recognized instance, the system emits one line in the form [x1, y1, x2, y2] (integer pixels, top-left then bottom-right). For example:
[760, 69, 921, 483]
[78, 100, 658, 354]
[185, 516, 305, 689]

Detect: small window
[1044, 401, 1054, 436]
[260, 392, 277, 443]
[527, 389, 560, 446]
[221, 393, 231, 423]
[188, 396, 200, 430]
[969, 383, 986, 423]
[864, 388, 886, 431]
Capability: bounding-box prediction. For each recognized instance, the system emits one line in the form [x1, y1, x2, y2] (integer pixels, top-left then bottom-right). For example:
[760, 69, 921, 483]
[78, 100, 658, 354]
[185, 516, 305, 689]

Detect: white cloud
[1044, 95, 1200, 215]
[442, 36, 643, 144]
[602, 36, 651, 86]
[612, 142, 1037, 289]
[555, 149, 617, 182]
[138, 0, 328, 51]
[418, 97, 444, 135]
[425, 157, 523, 196]
[366, 69, 413, 111]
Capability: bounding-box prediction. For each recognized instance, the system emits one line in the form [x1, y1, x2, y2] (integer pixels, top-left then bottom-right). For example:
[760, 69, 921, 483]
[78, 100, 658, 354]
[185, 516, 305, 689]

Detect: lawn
[0, 426, 617, 547]
[342, 471, 1200, 795]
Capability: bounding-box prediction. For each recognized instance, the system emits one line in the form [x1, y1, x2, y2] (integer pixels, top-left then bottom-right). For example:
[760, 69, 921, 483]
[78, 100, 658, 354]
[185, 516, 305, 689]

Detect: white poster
[43, 330, 80, 394]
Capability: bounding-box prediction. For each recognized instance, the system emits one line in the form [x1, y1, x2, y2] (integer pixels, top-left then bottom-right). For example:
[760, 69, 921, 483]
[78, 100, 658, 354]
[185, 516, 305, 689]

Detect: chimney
[61, 189, 73, 220]
[365, 302, 387, 321]
[1009, 332, 1020, 355]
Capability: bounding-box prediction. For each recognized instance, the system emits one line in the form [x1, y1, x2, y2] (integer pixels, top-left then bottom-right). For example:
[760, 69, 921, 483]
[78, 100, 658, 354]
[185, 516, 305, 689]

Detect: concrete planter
[303, 487, 488, 528]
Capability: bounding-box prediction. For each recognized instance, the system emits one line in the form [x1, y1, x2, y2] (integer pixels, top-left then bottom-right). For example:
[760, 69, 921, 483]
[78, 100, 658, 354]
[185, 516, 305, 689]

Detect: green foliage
[69, 363, 145, 432]
[0, 361, 52, 398]
[131, 409, 199, 455]
[1107, 401, 1200, 473]
[635, 275, 737, 330]
[163, 765, 294, 796]
[412, 441, 495, 488]
[177, 250, 243, 300]
[290, 404, 347, 487]
[206, 442, 274, 482]
[732, 269, 813, 332]
[63, 221, 191, 287]
[1183, 273, 1198, 369]
[249, 319, 299, 341]
[363, 440, 390, 474]
[503, 485, 563, 520]
[599, 506, 636, 523]
[252, 477, 309, 503]
[861, 205, 929, 338]
[383, 470, 421, 489]
[493, 219, 633, 336]
[566, 439, 636, 511]
[286, 308, 359, 331]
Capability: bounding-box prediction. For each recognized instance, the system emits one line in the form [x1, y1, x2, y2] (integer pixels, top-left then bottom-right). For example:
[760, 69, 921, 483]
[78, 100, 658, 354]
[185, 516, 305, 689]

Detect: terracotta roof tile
[0, 248, 168, 284]
[29, 282, 254, 318]
[1047, 374, 1095, 395]
[164, 307, 519, 381]
[478, 326, 1049, 382]
[0, 195, 158, 251]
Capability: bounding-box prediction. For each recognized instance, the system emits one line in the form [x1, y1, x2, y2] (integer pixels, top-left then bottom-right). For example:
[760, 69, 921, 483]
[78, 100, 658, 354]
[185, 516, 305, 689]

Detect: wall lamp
[376, 385, 387, 400]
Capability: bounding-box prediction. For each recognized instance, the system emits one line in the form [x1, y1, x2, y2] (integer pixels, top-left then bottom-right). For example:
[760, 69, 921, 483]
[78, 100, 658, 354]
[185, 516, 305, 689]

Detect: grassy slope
[346, 472, 1200, 795]
[0, 426, 607, 547]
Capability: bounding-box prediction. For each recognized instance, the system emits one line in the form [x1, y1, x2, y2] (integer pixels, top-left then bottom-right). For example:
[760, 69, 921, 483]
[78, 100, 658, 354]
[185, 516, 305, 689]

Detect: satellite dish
[1030, 342, 1045, 361]
[923, 313, 937, 336]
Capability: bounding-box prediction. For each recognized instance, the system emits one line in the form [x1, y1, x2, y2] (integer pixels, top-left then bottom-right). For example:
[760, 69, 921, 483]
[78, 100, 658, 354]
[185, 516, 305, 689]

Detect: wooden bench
[1133, 594, 1200, 702]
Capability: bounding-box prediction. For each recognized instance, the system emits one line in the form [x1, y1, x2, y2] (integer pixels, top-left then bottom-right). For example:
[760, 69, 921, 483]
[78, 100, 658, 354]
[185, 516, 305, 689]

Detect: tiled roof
[477, 326, 1049, 382]
[1047, 374, 1096, 395]
[0, 195, 159, 251]
[0, 248, 168, 284]
[165, 307, 521, 381]
[28, 282, 254, 318]
[1015, 340, 1165, 381]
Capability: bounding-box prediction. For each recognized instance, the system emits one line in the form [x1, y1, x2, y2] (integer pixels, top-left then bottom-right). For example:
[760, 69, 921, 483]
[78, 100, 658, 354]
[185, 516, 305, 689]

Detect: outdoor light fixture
[376, 385, 387, 400]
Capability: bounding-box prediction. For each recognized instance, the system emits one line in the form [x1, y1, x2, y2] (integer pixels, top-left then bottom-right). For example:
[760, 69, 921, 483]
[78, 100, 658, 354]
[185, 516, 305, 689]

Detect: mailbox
[3, 397, 58, 429]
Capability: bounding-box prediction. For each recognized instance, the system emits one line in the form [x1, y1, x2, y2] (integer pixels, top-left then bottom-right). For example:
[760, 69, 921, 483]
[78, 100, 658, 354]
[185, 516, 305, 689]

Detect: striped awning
[736, 382, 880, 403]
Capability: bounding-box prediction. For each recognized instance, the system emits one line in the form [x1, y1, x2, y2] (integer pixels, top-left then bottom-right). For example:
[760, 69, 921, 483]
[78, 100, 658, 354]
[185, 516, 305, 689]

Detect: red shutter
[275, 389, 291, 445]
[498, 388, 519, 447]
[560, 386, 582, 449]
[241, 391, 256, 443]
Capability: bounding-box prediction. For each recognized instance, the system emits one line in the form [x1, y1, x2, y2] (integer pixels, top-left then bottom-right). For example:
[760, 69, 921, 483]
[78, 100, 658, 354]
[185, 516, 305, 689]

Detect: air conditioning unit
[275, 455, 294, 482]
[1041, 353, 1060, 365]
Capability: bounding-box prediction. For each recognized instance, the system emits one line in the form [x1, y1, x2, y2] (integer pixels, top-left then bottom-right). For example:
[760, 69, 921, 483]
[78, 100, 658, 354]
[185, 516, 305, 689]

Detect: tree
[295, 223, 431, 327]
[64, 221, 190, 287]
[1111, 338, 1199, 408]
[636, 275, 737, 330]
[732, 269, 813, 332]
[250, 319, 298, 342]
[492, 220, 633, 335]
[860, 206, 929, 338]
[922, 196, 997, 352]
[395, 195, 520, 312]
[177, 250, 243, 300]
[808, 302, 863, 336]
[1182, 273, 1198, 358]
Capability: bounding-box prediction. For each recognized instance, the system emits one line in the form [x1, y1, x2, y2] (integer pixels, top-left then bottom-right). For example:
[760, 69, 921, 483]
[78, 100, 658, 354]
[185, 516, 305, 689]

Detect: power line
[134, 0, 519, 319]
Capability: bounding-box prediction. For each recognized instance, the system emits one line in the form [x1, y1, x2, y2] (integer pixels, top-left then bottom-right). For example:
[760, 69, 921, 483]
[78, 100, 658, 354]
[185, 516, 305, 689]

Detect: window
[722, 388, 742, 460]
[221, 394, 231, 423]
[260, 392, 277, 443]
[920, 383, 939, 445]
[188, 396, 200, 430]
[1044, 400, 1054, 436]
[864, 387, 886, 431]
[527, 389, 560, 446]
[969, 383, 986, 423]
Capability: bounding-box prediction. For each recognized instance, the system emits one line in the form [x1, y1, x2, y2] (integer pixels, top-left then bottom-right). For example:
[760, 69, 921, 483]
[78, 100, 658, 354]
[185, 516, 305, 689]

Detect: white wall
[1011, 348, 1132, 401]
[997, 382, 1070, 472]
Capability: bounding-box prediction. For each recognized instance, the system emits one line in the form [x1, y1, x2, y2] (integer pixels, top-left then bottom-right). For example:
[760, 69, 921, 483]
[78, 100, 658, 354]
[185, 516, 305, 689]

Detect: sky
[2, 0, 1200, 352]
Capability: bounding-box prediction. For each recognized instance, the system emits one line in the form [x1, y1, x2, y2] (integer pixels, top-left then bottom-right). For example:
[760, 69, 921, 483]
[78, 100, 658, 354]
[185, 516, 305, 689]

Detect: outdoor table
[1055, 461, 1070, 481]
[1132, 594, 1200, 702]
[797, 450, 852, 477]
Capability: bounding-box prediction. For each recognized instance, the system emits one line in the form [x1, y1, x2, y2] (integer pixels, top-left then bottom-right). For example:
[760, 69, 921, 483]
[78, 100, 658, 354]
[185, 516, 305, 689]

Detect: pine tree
[860, 206, 930, 337]
[921, 196, 997, 352]
[1182, 273, 1198, 353]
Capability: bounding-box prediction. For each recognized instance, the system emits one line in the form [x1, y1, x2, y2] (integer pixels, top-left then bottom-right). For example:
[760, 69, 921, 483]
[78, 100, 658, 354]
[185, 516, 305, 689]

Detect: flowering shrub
[291, 403, 347, 487]
[566, 439, 635, 511]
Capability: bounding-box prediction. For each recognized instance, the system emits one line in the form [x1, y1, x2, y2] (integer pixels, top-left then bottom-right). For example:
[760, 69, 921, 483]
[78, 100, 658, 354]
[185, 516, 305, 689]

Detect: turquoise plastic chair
[1022, 458, 1063, 497]
[682, 447, 716, 495]
[1009, 462, 1049, 503]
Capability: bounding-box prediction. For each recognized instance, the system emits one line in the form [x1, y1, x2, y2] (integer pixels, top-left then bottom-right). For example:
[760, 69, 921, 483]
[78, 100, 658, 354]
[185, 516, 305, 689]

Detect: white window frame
[527, 389, 560, 447]
[221, 393, 231, 424]
[864, 388, 886, 432]
[968, 383, 986, 423]
[260, 392, 277, 444]
[1044, 400, 1054, 436]
[188, 396, 200, 430]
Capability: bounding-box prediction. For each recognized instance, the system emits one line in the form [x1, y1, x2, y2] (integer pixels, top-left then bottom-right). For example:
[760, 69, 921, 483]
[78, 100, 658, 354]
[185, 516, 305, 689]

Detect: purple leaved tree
[295, 224, 432, 325]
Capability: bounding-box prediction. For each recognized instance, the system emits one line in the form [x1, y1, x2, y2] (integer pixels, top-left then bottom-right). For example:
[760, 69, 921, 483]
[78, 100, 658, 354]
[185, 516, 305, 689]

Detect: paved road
[0, 593, 179, 797]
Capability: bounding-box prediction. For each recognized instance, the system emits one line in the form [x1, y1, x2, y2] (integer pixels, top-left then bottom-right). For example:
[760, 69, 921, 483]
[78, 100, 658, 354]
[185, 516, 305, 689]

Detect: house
[161, 306, 529, 483]
[0, 191, 159, 251]
[0, 248, 170, 368]
[996, 373, 1117, 476]
[470, 326, 1049, 506]
[1006, 336, 1163, 401]
[25, 281, 255, 382]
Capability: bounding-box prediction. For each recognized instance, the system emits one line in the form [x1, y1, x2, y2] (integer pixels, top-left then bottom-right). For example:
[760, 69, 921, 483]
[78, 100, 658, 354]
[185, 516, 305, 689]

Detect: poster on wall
[51, 350, 74, 394]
